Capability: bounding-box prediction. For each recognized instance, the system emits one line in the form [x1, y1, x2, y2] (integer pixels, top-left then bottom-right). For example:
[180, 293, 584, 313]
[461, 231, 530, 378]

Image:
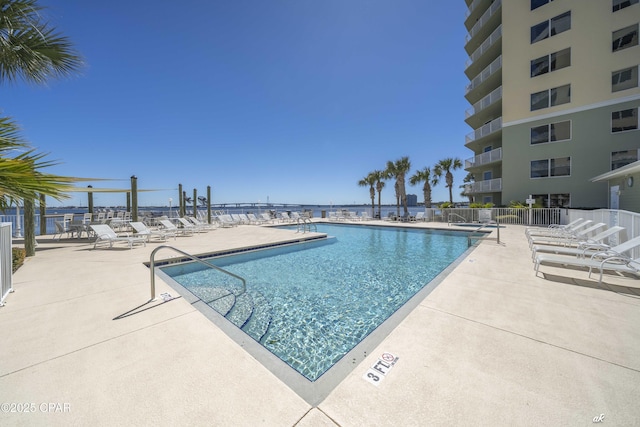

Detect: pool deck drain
[2, 221, 640, 425]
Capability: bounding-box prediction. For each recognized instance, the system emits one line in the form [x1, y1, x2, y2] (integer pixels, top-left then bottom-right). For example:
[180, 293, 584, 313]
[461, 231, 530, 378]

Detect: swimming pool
[160, 223, 471, 383]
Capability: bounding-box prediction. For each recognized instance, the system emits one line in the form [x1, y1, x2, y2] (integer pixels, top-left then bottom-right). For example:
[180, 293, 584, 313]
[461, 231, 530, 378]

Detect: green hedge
[12, 248, 25, 273]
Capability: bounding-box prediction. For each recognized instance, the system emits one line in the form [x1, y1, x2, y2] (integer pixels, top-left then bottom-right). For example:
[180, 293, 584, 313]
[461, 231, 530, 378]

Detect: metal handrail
[149, 245, 246, 301]
[448, 213, 467, 225]
[296, 217, 317, 233]
[467, 218, 501, 246]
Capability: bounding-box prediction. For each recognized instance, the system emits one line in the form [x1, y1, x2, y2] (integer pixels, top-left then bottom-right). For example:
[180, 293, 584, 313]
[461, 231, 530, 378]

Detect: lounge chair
[247, 213, 265, 224]
[279, 212, 292, 223]
[360, 211, 374, 221]
[413, 212, 425, 222]
[534, 235, 640, 283]
[528, 222, 606, 249]
[525, 217, 584, 235]
[216, 214, 239, 227]
[159, 219, 193, 236]
[130, 221, 177, 241]
[53, 221, 73, 240]
[187, 216, 215, 231]
[260, 213, 274, 224]
[531, 226, 625, 259]
[176, 217, 201, 233]
[90, 224, 147, 249]
[527, 220, 594, 245]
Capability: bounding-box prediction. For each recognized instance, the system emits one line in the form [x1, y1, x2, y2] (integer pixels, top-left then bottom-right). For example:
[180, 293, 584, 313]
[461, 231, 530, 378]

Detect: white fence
[425, 208, 566, 226]
[1, 223, 12, 306]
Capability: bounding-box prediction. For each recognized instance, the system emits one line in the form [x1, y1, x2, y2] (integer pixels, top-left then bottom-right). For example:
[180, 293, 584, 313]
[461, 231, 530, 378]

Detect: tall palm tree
[409, 167, 439, 209]
[358, 173, 377, 217]
[369, 169, 385, 219]
[459, 172, 475, 204]
[1, 0, 84, 255]
[434, 157, 463, 204]
[385, 156, 411, 218]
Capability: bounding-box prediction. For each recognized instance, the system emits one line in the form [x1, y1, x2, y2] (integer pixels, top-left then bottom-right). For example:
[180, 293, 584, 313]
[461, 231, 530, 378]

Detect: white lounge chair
[534, 235, 640, 283]
[246, 213, 265, 224]
[526, 218, 587, 238]
[159, 219, 193, 236]
[187, 216, 215, 231]
[90, 224, 147, 249]
[176, 217, 201, 233]
[528, 222, 606, 249]
[531, 226, 625, 259]
[527, 220, 594, 246]
[130, 221, 177, 241]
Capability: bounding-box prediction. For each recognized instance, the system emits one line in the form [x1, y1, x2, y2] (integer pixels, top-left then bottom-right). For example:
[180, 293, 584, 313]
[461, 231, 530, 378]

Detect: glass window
[550, 121, 571, 141]
[550, 48, 571, 72]
[612, 66, 638, 92]
[612, 150, 639, 170]
[613, 24, 639, 52]
[613, 0, 639, 12]
[550, 12, 571, 36]
[612, 108, 639, 132]
[531, 48, 571, 78]
[549, 194, 570, 208]
[532, 0, 552, 10]
[531, 90, 549, 111]
[550, 157, 571, 176]
[531, 159, 549, 178]
[532, 194, 549, 207]
[531, 124, 550, 144]
[550, 84, 571, 107]
[531, 21, 549, 44]
[531, 56, 549, 77]
[483, 171, 492, 181]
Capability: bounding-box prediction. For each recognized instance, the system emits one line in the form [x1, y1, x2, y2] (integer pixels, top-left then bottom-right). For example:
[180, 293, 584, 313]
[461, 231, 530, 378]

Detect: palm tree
[1, 0, 84, 256]
[0, 0, 83, 84]
[358, 173, 377, 217]
[371, 170, 385, 219]
[385, 156, 411, 218]
[434, 157, 463, 204]
[409, 167, 439, 209]
[459, 172, 475, 204]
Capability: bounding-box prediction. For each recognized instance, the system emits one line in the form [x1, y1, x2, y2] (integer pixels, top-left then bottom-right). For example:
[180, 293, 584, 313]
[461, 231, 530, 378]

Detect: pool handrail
[149, 245, 247, 301]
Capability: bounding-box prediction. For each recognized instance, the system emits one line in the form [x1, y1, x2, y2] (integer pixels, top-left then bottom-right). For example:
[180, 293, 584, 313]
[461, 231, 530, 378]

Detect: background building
[464, 0, 640, 208]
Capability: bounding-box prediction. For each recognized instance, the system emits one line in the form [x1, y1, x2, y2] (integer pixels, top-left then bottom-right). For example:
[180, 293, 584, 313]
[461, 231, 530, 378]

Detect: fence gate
[1, 223, 12, 306]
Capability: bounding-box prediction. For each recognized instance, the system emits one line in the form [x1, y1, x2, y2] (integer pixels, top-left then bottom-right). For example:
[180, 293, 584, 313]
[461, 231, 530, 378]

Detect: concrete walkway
[1, 222, 639, 426]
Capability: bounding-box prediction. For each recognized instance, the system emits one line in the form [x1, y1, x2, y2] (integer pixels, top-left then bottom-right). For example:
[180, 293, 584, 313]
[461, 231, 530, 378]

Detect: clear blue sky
[4, 0, 472, 207]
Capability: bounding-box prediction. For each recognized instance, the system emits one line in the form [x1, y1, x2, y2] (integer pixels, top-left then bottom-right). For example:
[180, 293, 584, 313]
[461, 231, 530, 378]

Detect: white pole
[15, 205, 22, 238]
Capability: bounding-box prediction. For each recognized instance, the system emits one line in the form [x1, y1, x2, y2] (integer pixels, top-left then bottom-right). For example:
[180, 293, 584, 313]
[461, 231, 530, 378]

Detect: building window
[612, 24, 639, 52]
[530, 120, 571, 145]
[532, 193, 570, 208]
[613, 0, 639, 12]
[531, 84, 571, 111]
[612, 66, 639, 92]
[483, 171, 492, 181]
[612, 150, 639, 170]
[532, 0, 553, 10]
[531, 48, 571, 77]
[612, 108, 639, 132]
[531, 11, 571, 44]
[531, 157, 571, 178]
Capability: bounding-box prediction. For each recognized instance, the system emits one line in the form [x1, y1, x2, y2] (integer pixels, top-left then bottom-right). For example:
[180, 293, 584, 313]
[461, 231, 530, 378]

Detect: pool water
[161, 224, 469, 381]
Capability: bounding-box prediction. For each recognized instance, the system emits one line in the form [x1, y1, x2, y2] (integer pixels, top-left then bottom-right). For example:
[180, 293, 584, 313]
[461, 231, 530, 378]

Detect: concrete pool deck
[1, 221, 639, 425]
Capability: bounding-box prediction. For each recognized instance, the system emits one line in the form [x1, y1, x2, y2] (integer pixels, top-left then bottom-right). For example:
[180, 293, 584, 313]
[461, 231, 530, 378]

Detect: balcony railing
[465, 116, 502, 144]
[465, 25, 502, 70]
[465, 0, 485, 19]
[466, 178, 503, 194]
[465, 86, 502, 119]
[466, 55, 502, 95]
[465, 0, 501, 45]
[465, 147, 502, 169]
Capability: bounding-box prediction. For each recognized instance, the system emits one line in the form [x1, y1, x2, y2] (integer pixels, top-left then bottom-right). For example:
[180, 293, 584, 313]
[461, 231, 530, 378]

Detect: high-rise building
[463, 0, 640, 208]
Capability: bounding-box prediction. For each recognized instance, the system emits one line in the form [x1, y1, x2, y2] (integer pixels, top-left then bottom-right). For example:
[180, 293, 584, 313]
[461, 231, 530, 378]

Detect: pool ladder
[149, 245, 246, 301]
[296, 217, 317, 233]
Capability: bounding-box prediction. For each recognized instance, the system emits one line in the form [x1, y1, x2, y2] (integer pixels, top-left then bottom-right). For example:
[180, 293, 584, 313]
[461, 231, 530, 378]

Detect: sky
[3, 0, 472, 208]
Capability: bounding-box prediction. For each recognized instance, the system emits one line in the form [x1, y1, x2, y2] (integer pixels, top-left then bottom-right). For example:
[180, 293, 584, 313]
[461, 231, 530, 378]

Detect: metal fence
[424, 207, 565, 226]
[1, 223, 12, 306]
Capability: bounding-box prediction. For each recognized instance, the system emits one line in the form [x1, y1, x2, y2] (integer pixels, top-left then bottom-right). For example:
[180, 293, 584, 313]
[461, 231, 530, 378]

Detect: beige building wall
[492, 1, 640, 208]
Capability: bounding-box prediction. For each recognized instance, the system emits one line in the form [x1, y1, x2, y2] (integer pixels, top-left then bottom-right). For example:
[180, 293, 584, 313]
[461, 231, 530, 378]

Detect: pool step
[188, 286, 236, 316]
[225, 292, 254, 329]
[241, 290, 272, 342]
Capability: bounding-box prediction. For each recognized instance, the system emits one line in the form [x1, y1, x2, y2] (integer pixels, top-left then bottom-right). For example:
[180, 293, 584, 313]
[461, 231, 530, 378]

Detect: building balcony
[465, 116, 502, 146]
[465, 147, 502, 170]
[465, 55, 502, 101]
[465, 25, 502, 77]
[465, 0, 492, 27]
[466, 178, 503, 194]
[465, 86, 502, 127]
[465, 0, 501, 54]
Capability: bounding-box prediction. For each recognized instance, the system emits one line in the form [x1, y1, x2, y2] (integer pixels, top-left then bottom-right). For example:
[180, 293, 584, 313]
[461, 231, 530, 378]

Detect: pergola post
[130, 175, 138, 222]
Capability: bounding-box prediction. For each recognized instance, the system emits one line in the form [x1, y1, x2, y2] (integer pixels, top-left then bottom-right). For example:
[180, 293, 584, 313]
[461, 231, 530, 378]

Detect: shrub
[12, 247, 26, 273]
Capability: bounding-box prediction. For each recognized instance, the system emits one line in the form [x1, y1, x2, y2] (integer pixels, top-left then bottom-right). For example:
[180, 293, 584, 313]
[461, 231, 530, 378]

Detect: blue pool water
[161, 224, 470, 381]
